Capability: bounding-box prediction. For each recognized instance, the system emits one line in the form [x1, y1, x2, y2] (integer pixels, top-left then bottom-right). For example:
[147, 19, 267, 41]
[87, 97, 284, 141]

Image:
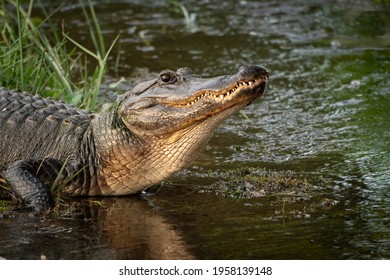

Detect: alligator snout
[238, 65, 269, 80]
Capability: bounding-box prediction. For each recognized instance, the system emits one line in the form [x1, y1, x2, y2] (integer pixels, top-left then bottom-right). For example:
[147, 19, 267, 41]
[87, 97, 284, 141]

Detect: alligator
[0, 65, 268, 211]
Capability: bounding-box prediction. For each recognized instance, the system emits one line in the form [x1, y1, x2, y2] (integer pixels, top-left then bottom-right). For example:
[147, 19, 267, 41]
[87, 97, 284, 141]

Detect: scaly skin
[0, 65, 268, 211]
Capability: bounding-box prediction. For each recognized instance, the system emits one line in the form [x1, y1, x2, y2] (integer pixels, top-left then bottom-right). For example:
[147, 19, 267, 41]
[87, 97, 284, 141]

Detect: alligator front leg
[3, 158, 72, 212]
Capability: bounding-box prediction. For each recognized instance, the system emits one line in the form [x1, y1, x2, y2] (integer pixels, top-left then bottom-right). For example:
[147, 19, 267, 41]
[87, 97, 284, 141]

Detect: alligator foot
[3, 158, 70, 212]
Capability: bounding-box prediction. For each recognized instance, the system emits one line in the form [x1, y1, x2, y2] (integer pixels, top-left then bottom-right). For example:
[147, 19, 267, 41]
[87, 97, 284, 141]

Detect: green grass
[0, 0, 117, 111]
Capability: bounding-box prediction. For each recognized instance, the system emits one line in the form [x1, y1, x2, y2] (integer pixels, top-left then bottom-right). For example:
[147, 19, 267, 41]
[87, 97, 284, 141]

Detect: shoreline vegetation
[0, 0, 118, 111]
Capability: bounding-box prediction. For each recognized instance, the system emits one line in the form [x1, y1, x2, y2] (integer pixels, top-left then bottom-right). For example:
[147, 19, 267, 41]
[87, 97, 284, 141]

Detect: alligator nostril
[256, 66, 269, 76]
[239, 65, 269, 79]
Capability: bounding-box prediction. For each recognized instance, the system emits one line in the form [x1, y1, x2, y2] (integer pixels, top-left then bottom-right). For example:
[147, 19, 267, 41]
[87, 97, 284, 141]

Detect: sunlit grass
[0, 0, 117, 111]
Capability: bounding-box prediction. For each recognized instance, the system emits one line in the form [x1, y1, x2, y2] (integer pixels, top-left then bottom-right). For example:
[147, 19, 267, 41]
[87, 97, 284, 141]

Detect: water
[1, 0, 390, 259]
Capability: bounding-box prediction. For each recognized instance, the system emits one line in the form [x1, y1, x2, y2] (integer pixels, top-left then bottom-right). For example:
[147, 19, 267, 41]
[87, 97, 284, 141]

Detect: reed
[0, 0, 117, 111]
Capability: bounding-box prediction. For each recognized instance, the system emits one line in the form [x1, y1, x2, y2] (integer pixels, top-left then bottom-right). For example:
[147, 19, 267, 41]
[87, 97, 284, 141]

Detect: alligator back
[0, 88, 92, 171]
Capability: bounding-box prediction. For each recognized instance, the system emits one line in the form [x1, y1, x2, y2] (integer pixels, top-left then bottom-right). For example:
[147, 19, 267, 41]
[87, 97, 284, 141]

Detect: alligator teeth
[183, 78, 259, 107]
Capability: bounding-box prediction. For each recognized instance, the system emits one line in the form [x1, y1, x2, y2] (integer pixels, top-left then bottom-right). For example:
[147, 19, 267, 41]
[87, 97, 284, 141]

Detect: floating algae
[207, 167, 314, 200]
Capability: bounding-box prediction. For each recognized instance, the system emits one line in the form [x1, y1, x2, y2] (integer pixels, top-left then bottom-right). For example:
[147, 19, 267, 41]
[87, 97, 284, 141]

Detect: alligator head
[96, 65, 268, 195]
[121, 65, 268, 137]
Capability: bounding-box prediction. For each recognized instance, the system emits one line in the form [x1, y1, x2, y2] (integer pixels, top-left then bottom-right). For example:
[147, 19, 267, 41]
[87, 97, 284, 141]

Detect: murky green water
[1, 0, 390, 259]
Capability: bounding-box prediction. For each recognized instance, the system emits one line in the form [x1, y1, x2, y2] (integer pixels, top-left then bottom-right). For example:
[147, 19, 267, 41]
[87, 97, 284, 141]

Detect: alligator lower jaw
[166, 76, 267, 108]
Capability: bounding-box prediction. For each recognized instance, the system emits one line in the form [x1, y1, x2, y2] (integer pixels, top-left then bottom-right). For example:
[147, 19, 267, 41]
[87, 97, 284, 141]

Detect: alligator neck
[91, 107, 143, 195]
[92, 103, 227, 195]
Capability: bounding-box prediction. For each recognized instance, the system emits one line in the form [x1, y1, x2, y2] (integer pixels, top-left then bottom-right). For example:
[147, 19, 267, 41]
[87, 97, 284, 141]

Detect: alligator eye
[161, 73, 171, 82]
[159, 71, 177, 84]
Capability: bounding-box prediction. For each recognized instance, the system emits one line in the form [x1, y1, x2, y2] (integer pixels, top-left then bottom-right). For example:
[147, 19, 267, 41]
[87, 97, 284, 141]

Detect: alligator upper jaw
[160, 74, 268, 114]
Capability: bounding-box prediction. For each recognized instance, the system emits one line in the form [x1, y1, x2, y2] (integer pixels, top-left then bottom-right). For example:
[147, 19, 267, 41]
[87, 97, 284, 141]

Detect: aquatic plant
[167, 0, 198, 33]
[208, 167, 313, 200]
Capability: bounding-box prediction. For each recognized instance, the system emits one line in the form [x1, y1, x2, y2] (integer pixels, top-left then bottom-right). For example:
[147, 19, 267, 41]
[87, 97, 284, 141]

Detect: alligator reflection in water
[0, 198, 194, 259]
[96, 198, 194, 259]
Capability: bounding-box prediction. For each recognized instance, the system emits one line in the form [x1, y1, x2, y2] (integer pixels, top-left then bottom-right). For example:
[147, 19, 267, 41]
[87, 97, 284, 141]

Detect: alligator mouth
[167, 75, 267, 108]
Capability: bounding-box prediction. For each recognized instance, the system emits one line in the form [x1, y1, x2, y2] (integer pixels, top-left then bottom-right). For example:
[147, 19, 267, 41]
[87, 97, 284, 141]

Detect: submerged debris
[207, 167, 313, 200]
